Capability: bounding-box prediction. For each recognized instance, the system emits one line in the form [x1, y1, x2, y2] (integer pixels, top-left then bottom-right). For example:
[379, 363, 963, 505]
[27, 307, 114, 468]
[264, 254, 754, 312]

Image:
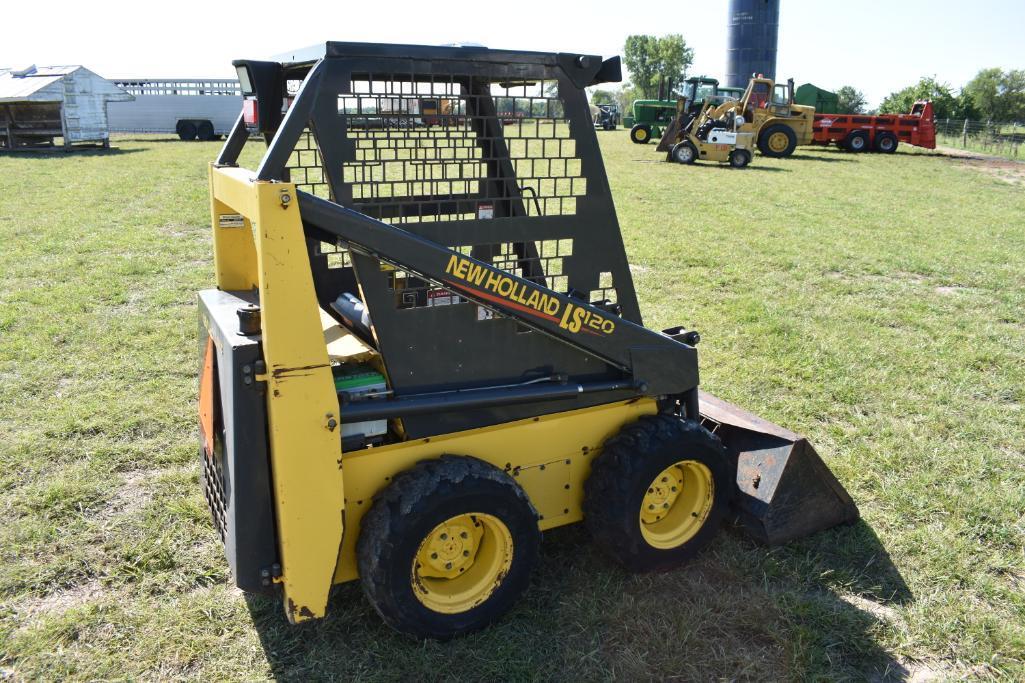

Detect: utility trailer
[106, 78, 242, 140]
[199, 41, 858, 639]
[812, 101, 936, 153]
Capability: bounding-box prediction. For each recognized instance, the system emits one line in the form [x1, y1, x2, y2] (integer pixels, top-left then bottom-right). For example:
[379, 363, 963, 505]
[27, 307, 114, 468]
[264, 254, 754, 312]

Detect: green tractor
[626, 76, 742, 145]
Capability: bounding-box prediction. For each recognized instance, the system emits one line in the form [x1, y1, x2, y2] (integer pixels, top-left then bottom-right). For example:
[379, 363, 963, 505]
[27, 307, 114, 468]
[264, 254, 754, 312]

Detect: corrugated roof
[0, 65, 79, 101]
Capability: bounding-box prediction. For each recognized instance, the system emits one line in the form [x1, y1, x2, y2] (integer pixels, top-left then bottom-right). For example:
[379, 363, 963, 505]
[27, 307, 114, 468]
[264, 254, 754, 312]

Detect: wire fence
[935, 118, 1023, 159]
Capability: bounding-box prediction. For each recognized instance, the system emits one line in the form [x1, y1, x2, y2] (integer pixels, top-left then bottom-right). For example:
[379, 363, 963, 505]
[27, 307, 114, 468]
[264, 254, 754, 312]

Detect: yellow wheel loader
[199, 42, 857, 640]
[658, 76, 814, 158]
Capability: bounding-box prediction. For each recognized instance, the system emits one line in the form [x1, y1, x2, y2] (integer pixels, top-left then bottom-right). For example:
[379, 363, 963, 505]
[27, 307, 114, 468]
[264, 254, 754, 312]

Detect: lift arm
[297, 191, 699, 398]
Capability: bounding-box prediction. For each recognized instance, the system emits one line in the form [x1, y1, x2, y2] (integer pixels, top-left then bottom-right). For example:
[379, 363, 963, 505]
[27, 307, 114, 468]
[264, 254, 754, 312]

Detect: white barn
[0, 65, 133, 150]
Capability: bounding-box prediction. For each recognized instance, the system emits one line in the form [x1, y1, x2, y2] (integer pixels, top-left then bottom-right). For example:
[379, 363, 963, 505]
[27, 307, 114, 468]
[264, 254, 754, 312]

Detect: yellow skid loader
[199, 42, 857, 639]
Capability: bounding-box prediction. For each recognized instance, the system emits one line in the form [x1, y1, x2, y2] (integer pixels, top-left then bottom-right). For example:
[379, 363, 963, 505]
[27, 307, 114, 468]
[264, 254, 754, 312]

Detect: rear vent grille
[202, 450, 228, 542]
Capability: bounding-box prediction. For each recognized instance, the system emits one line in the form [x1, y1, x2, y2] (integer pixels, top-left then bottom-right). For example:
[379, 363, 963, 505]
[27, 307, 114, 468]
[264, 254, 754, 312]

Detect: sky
[2, 0, 1023, 108]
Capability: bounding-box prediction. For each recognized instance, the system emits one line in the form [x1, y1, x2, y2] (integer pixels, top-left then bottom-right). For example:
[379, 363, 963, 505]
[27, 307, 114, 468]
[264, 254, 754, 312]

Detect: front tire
[630, 124, 652, 144]
[844, 130, 869, 152]
[584, 415, 731, 572]
[357, 455, 540, 640]
[176, 121, 198, 141]
[758, 124, 798, 157]
[671, 140, 697, 164]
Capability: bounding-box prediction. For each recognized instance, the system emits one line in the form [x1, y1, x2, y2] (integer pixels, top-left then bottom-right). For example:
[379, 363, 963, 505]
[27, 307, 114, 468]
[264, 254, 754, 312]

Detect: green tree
[623, 34, 694, 99]
[616, 83, 643, 113]
[952, 90, 979, 121]
[964, 68, 1025, 121]
[835, 86, 867, 114]
[588, 88, 617, 106]
[879, 76, 957, 119]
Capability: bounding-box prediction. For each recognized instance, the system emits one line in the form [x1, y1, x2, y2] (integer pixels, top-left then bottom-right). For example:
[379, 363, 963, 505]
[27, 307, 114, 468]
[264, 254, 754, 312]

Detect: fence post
[962, 119, 968, 147]
[1014, 122, 1019, 158]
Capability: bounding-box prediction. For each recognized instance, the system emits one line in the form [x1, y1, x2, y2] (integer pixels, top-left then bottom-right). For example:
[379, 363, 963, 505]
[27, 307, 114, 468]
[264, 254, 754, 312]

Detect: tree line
[590, 34, 1023, 123]
[879, 69, 1025, 121]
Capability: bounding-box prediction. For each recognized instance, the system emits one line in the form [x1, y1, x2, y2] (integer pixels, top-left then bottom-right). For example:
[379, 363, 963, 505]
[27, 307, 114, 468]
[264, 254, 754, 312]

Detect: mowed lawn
[1, 132, 1023, 681]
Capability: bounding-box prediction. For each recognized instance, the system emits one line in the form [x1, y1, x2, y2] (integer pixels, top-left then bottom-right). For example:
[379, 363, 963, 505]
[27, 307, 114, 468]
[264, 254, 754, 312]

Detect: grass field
[1, 133, 1024, 681]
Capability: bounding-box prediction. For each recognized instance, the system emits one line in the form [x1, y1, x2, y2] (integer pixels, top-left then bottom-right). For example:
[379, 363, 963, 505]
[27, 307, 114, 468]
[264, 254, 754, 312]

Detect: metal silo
[726, 0, 780, 88]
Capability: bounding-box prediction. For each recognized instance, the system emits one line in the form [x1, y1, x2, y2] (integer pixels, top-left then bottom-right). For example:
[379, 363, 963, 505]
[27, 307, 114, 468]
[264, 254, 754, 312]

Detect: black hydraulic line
[338, 380, 640, 422]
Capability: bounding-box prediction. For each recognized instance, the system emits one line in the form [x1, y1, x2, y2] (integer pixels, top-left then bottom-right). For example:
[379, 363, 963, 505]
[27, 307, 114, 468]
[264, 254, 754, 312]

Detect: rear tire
[584, 414, 732, 572]
[176, 121, 198, 141]
[844, 130, 869, 152]
[357, 455, 540, 640]
[630, 124, 652, 144]
[874, 133, 898, 153]
[757, 124, 798, 157]
[197, 120, 215, 141]
[729, 149, 751, 168]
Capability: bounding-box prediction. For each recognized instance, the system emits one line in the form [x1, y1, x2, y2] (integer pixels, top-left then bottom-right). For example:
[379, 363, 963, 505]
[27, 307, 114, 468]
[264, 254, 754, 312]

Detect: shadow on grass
[734, 165, 787, 173]
[786, 153, 857, 163]
[0, 146, 145, 157]
[112, 137, 224, 144]
[244, 517, 911, 680]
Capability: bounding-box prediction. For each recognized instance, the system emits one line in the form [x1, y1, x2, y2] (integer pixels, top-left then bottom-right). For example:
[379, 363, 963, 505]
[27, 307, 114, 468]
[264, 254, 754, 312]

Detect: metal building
[725, 0, 780, 88]
[0, 65, 132, 150]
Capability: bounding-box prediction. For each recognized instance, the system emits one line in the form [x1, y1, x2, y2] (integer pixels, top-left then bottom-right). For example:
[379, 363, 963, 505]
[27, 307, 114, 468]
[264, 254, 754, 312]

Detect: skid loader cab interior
[200, 41, 857, 639]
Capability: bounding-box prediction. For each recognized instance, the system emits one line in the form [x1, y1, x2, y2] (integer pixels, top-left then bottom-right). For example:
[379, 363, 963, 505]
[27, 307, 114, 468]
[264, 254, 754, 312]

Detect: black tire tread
[357, 455, 538, 639]
[757, 123, 798, 157]
[583, 414, 731, 572]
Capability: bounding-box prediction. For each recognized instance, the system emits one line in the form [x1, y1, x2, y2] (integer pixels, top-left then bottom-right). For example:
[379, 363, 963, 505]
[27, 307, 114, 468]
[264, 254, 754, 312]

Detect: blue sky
[2, 0, 1022, 108]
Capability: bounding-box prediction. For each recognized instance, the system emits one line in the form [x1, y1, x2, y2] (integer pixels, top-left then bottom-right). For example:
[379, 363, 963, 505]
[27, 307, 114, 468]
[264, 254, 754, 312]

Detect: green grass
[1, 133, 1024, 680]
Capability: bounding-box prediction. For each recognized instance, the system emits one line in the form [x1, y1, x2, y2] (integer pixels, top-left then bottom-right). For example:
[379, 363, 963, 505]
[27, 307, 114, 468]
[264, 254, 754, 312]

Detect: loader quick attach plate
[220, 43, 689, 439]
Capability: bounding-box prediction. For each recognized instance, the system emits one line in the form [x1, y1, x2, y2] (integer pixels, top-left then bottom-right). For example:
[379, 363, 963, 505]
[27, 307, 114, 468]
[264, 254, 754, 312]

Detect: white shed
[0, 65, 133, 150]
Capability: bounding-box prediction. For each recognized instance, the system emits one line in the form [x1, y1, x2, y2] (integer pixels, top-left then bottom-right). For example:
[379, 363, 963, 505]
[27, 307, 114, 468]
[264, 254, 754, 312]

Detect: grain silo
[725, 0, 780, 88]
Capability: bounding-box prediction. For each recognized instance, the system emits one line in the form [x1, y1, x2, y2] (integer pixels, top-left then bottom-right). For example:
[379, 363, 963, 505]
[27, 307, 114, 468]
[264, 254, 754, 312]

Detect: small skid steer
[199, 41, 857, 639]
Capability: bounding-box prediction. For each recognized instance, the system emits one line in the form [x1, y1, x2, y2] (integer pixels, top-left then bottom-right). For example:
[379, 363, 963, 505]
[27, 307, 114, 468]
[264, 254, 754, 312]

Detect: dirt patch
[890, 658, 999, 682]
[15, 580, 108, 621]
[841, 594, 900, 622]
[933, 146, 1025, 186]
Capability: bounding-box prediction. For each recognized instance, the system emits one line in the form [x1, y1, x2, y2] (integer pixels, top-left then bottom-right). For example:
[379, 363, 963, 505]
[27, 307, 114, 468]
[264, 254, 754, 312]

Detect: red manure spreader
[812, 101, 936, 153]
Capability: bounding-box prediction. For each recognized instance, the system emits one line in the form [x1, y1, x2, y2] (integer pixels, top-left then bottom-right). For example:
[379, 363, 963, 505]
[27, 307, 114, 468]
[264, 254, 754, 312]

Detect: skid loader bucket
[698, 391, 859, 545]
[656, 116, 681, 153]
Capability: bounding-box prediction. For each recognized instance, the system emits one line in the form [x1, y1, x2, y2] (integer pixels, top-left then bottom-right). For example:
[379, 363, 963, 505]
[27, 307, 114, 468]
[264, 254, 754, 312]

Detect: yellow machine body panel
[209, 165, 345, 623]
[332, 397, 659, 584]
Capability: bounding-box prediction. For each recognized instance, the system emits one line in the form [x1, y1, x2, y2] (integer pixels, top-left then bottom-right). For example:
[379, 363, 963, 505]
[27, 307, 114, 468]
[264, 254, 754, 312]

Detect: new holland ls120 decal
[443, 254, 615, 336]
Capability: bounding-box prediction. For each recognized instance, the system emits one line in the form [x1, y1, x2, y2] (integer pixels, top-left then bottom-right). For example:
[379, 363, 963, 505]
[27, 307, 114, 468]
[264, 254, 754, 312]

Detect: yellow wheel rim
[412, 513, 513, 614]
[636, 128, 648, 141]
[639, 460, 714, 549]
[767, 131, 789, 153]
